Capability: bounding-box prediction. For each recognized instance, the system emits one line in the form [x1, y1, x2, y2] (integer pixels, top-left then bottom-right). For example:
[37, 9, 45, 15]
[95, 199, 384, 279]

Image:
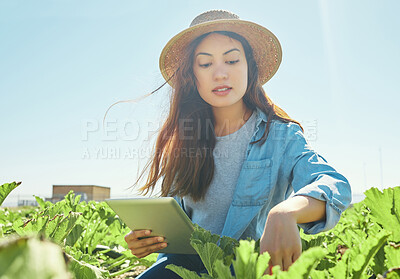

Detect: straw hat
[159, 10, 282, 87]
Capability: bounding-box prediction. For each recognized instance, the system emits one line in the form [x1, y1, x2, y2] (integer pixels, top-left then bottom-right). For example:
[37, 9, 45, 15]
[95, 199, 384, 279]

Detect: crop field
[0, 181, 399, 278]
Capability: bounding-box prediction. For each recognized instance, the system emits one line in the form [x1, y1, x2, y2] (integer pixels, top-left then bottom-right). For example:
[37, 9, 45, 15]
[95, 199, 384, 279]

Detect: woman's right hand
[124, 230, 168, 258]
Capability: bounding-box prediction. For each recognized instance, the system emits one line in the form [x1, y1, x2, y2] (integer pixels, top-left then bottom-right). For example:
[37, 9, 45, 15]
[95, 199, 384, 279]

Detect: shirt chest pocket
[232, 158, 273, 206]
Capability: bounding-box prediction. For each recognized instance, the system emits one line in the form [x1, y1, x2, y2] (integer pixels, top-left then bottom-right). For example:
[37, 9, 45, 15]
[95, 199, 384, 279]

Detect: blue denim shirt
[174, 107, 352, 240]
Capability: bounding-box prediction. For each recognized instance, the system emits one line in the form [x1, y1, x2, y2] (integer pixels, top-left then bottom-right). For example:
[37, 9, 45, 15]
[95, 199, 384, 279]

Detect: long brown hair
[136, 31, 303, 202]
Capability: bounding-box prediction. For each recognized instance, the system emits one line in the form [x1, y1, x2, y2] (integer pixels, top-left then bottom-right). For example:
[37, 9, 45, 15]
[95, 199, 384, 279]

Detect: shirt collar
[252, 107, 269, 142]
[255, 107, 268, 124]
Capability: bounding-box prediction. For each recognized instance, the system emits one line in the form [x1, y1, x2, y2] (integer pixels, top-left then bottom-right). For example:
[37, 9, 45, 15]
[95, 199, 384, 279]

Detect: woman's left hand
[259, 208, 302, 273]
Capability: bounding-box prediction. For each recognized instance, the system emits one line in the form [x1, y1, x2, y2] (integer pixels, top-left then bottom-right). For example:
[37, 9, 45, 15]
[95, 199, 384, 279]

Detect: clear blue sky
[1, 0, 399, 206]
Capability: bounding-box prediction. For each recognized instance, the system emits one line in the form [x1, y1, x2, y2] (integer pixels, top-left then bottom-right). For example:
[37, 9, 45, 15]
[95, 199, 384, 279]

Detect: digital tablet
[105, 197, 197, 254]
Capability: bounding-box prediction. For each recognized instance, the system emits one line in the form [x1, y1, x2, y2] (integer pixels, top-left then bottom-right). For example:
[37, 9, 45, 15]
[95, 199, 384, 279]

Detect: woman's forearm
[270, 195, 326, 224]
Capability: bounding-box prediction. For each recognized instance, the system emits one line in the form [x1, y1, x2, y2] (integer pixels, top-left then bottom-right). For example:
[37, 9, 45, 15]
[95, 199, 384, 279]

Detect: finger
[130, 241, 167, 257]
[263, 264, 273, 275]
[135, 251, 151, 259]
[270, 257, 282, 272]
[133, 230, 151, 240]
[282, 254, 293, 271]
[125, 230, 150, 243]
[136, 248, 161, 259]
[292, 250, 301, 263]
[124, 231, 134, 243]
[128, 236, 164, 250]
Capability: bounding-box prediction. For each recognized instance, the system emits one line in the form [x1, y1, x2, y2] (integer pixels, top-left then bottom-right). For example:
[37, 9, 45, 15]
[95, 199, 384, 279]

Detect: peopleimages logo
[81, 146, 230, 160]
[81, 119, 161, 142]
[80, 118, 318, 160]
[81, 118, 318, 142]
[302, 119, 318, 142]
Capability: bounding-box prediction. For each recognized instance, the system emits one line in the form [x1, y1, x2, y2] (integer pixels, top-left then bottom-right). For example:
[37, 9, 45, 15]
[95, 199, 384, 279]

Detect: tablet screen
[106, 197, 197, 254]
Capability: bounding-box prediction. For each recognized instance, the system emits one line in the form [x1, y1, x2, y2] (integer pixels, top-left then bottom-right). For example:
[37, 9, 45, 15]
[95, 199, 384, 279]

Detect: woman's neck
[212, 102, 252, 137]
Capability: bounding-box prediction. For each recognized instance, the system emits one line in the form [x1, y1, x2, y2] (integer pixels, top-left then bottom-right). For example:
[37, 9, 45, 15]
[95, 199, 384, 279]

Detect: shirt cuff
[292, 184, 348, 235]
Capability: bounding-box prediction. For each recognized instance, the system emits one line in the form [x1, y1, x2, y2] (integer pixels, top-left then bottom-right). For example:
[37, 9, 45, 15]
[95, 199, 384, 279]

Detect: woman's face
[192, 33, 248, 109]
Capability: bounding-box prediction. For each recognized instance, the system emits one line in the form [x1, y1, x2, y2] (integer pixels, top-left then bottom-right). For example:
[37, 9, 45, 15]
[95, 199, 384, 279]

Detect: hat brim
[159, 19, 282, 87]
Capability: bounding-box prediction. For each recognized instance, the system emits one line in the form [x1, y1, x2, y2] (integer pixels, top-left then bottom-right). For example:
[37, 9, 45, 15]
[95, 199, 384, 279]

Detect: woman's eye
[199, 63, 211, 68]
[227, 59, 239, 65]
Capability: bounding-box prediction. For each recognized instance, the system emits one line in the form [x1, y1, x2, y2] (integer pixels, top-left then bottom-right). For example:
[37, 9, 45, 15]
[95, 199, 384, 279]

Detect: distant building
[47, 185, 110, 203]
[17, 200, 38, 207]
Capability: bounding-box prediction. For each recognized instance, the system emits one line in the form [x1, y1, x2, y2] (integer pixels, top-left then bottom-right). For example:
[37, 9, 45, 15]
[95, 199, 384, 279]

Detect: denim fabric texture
[174, 107, 352, 240]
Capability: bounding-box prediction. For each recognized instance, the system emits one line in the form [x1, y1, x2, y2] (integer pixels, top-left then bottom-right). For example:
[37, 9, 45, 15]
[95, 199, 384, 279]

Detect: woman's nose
[212, 64, 228, 81]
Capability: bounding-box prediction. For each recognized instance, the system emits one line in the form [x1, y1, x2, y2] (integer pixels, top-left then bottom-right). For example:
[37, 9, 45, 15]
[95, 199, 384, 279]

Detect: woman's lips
[212, 87, 232, 96]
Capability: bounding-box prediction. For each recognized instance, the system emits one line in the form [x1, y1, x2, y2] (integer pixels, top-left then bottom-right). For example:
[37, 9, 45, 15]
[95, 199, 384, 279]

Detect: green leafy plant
[1, 182, 400, 279]
[0, 182, 157, 278]
[167, 187, 400, 279]
[0, 235, 70, 279]
[167, 226, 328, 279]
[0, 181, 21, 206]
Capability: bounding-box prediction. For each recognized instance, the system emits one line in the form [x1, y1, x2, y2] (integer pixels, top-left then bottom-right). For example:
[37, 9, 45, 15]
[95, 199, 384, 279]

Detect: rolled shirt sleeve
[282, 123, 352, 234]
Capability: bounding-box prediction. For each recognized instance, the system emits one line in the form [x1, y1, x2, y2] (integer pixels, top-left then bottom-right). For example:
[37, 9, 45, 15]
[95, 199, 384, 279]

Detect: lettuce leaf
[329, 229, 391, 279]
[189, 225, 239, 277]
[0, 182, 21, 206]
[0, 235, 70, 278]
[67, 253, 110, 279]
[385, 242, 400, 269]
[364, 187, 400, 241]
[276, 247, 327, 279]
[232, 240, 271, 279]
[166, 264, 213, 279]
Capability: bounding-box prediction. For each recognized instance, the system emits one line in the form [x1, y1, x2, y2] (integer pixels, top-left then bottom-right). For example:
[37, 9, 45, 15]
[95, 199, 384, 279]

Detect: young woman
[124, 10, 351, 278]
